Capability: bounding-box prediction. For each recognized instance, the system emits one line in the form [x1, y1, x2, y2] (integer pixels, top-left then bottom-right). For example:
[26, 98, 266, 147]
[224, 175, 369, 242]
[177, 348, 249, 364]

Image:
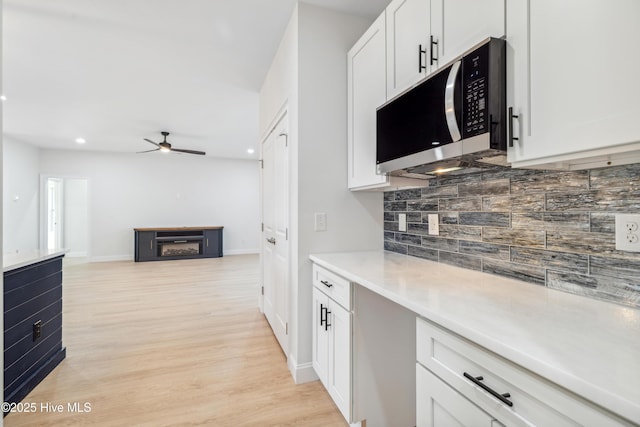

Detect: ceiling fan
[138, 131, 206, 156]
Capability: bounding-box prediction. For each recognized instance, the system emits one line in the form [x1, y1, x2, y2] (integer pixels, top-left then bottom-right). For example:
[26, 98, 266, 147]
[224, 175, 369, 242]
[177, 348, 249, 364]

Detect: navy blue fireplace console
[134, 226, 223, 262]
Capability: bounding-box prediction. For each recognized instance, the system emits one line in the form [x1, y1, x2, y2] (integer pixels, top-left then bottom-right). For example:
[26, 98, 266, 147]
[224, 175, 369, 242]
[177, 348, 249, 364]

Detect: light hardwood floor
[5, 255, 347, 426]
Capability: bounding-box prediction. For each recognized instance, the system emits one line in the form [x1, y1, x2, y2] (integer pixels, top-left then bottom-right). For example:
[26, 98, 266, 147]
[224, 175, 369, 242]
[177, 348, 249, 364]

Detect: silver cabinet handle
[266, 237, 276, 245]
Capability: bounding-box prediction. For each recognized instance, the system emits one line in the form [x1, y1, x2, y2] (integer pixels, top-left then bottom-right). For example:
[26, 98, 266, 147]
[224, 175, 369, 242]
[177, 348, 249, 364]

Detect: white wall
[63, 178, 89, 257]
[3, 138, 40, 251]
[39, 149, 260, 260]
[296, 2, 382, 374]
[259, 6, 298, 138]
[260, 4, 382, 382]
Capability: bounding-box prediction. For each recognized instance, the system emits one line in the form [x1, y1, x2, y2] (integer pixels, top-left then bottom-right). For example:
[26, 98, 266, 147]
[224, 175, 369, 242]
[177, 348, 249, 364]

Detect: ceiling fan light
[160, 147, 170, 153]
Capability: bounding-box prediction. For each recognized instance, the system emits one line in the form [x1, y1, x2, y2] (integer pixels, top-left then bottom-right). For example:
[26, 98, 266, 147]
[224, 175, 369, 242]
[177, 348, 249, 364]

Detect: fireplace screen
[160, 242, 200, 256]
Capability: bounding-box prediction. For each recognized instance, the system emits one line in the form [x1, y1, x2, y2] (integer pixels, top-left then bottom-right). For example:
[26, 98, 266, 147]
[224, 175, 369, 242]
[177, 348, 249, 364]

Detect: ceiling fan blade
[144, 138, 161, 148]
[171, 148, 206, 156]
[136, 148, 160, 154]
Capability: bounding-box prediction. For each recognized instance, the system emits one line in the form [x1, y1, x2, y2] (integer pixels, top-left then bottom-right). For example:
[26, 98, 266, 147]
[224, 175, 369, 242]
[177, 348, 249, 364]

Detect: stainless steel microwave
[376, 37, 507, 176]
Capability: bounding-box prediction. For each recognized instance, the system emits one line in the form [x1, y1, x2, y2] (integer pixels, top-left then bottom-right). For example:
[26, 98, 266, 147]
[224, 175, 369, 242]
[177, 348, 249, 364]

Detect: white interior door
[261, 113, 290, 355]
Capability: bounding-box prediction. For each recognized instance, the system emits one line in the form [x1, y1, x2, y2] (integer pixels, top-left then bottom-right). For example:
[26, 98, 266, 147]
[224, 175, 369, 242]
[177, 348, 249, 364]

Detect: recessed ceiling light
[0, 95, 6, 101]
[247, 148, 255, 154]
[75, 137, 86, 144]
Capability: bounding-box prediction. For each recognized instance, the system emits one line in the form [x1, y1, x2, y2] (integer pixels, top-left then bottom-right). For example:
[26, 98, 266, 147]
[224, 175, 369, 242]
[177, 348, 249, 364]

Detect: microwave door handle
[444, 60, 462, 142]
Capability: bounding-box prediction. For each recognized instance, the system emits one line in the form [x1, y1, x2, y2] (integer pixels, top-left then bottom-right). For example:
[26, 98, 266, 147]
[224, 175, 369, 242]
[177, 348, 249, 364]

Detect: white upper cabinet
[431, 0, 505, 67]
[348, 0, 507, 190]
[507, 0, 640, 169]
[386, 0, 506, 99]
[348, 14, 389, 190]
[348, 14, 427, 191]
[386, 0, 432, 99]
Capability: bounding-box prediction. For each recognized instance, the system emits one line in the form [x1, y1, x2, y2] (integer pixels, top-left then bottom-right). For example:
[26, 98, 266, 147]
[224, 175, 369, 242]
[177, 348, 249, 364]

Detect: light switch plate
[314, 212, 327, 232]
[428, 214, 439, 236]
[615, 214, 640, 252]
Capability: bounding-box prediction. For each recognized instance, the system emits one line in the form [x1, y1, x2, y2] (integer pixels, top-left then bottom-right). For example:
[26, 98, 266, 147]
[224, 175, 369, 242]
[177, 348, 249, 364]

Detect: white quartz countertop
[3, 249, 68, 273]
[309, 250, 640, 425]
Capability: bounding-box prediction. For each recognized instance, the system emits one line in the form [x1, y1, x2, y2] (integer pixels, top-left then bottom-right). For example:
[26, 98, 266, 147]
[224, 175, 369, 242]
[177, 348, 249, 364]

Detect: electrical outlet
[398, 213, 407, 232]
[615, 214, 640, 252]
[428, 214, 439, 236]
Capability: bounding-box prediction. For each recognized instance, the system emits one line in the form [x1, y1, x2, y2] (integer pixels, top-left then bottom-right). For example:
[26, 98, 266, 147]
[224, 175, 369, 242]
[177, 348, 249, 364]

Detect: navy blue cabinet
[4, 255, 66, 407]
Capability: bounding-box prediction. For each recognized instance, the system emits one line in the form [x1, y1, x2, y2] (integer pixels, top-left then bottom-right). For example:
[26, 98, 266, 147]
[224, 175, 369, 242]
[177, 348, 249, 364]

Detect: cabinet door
[203, 229, 221, 257]
[348, 14, 389, 190]
[431, 0, 505, 67]
[312, 287, 330, 387]
[386, 0, 431, 98]
[328, 301, 351, 421]
[507, 0, 640, 167]
[417, 364, 499, 427]
[135, 231, 156, 261]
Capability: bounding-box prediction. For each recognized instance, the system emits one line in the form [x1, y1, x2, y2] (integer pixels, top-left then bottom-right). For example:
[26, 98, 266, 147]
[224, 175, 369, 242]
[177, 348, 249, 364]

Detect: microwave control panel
[462, 43, 489, 138]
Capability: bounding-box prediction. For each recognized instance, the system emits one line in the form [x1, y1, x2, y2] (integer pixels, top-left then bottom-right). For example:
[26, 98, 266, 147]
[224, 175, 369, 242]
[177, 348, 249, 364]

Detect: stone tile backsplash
[383, 164, 640, 308]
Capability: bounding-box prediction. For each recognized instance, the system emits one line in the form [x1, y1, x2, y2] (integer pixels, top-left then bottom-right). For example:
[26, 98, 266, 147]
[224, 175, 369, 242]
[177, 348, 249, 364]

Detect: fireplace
[159, 241, 201, 257]
[156, 230, 204, 257]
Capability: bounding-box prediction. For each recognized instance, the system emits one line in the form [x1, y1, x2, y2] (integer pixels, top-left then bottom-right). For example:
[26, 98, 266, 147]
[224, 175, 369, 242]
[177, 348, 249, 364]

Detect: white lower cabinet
[417, 363, 502, 427]
[312, 265, 352, 422]
[312, 287, 330, 387]
[416, 317, 634, 427]
[328, 299, 350, 416]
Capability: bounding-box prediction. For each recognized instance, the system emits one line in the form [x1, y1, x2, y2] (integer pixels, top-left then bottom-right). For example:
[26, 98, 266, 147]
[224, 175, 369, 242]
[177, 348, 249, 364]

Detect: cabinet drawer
[417, 362, 501, 427]
[416, 317, 630, 427]
[312, 264, 351, 310]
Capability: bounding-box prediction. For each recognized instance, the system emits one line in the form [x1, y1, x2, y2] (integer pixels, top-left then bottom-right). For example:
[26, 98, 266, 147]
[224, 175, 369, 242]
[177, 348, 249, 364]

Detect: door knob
[266, 237, 276, 245]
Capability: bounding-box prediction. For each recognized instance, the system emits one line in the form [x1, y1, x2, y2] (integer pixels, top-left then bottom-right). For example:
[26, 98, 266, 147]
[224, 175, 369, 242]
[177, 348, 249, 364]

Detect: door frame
[39, 174, 90, 255]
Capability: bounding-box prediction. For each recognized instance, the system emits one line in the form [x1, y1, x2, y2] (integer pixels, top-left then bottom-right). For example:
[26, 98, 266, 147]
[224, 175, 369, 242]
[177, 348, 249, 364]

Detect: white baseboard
[224, 248, 260, 255]
[288, 354, 319, 384]
[89, 254, 133, 263]
[88, 251, 258, 262]
[66, 251, 88, 258]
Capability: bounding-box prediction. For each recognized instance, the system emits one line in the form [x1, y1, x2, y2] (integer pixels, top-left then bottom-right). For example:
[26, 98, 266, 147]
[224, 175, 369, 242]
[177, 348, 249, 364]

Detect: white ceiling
[3, 0, 388, 159]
